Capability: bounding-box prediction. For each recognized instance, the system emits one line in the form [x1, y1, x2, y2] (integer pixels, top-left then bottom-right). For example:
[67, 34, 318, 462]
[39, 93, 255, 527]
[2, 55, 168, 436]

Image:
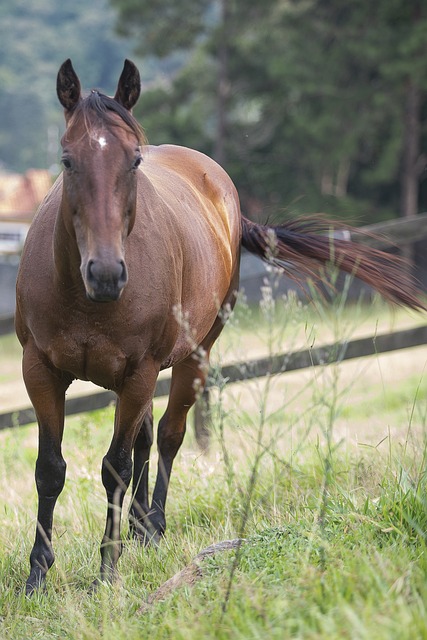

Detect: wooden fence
[1, 212, 427, 333]
[350, 213, 427, 248]
[1, 213, 427, 439]
[0, 315, 15, 336]
[1, 325, 426, 441]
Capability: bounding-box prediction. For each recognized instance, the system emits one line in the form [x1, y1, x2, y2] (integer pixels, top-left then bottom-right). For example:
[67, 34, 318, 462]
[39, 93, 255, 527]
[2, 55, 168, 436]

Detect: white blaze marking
[98, 136, 107, 149]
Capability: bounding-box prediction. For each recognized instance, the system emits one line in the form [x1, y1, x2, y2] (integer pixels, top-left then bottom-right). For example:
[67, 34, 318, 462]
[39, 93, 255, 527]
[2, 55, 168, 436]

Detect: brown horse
[15, 59, 424, 594]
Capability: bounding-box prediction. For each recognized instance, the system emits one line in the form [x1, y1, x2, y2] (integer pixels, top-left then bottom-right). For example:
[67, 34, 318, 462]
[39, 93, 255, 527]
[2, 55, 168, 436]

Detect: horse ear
[57, 59, 82, 113]
[114, 59, 141, 111]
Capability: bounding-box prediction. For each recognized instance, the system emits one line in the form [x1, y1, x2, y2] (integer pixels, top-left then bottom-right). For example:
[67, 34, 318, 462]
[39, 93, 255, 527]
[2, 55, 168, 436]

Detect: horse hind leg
[148, 352, 210, 541]
[128, 404, 154, 541]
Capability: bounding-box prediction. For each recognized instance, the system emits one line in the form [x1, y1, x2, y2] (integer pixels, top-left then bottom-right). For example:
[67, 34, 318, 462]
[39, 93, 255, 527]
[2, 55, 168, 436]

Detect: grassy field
[0, 288, 427, 639]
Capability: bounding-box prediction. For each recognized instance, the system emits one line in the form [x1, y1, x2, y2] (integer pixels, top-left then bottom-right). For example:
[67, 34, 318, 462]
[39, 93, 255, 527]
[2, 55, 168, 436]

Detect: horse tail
[240, 215, 426, 311]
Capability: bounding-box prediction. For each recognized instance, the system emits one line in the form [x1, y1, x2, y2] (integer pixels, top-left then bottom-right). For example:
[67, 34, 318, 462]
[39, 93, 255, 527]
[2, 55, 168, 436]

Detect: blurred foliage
[0, 0, 141, 173]
[1, 0, 427, 223]
[112, 0, 427, 223]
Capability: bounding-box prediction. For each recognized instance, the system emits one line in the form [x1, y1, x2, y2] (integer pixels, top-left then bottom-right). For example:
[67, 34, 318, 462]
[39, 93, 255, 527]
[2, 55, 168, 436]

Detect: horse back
[140, 144, 241, 256]
[135, 143, 242, 314]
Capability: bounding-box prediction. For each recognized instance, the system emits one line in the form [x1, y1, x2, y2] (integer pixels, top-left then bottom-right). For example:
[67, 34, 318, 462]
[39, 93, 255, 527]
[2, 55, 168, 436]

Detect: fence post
[193, 388, 211, 451]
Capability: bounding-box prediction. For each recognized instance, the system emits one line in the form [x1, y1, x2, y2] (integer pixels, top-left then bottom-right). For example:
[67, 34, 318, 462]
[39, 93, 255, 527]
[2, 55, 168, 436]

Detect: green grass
[0, 283, 427, 638]
[1, 409, 427, 639]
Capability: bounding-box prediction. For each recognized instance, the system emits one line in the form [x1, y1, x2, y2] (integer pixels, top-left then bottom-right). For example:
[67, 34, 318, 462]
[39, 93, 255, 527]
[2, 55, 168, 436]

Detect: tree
[380, 0, 427, 219]
[0, 0, 138, 172]
[111, 0, 427, 224]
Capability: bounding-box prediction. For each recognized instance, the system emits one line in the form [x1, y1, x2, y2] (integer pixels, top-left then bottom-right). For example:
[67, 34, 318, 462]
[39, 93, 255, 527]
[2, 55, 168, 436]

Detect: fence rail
[2, 213, 427, 334]
[1, 214, 427, 435]
[350, 213, 427, 248]
[1, 324, 426, 433]
[0, 315, 15, 336]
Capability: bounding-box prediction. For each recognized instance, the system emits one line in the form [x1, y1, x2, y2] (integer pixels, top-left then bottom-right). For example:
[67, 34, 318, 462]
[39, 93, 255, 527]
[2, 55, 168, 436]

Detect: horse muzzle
[84, 258, 128, 302]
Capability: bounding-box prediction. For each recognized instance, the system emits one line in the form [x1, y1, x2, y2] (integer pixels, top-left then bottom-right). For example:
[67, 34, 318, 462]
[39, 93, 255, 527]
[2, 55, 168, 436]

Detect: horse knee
[101, 449, 133, 496]
[35, 454, 66, 498]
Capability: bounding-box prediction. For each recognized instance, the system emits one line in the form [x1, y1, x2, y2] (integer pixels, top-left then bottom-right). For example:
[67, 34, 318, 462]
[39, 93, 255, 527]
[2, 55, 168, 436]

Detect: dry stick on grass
[138, 539, 246, 614]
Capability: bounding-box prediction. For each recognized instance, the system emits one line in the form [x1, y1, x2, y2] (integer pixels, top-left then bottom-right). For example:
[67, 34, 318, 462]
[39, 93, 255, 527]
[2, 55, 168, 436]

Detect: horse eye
[62, 157, 72, 170]
[132, 156, 142, 171]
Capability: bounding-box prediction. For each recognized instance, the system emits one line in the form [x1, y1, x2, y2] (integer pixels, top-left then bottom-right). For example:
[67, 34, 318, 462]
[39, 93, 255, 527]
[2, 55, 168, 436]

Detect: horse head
[56, 59, 144, 302]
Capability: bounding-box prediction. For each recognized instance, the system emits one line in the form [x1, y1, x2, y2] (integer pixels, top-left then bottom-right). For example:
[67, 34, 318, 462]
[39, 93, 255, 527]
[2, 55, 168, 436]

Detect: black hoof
[88, 577, 110, 594]
[25, 569, 47, 597]
[129, 522, 163, 547]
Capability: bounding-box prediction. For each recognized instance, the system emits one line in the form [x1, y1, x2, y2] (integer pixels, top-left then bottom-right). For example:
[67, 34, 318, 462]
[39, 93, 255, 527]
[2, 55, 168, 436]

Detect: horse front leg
[22, 341, 70, 595]
[99, 364, 159, 583]
[128, 404, 154, 541]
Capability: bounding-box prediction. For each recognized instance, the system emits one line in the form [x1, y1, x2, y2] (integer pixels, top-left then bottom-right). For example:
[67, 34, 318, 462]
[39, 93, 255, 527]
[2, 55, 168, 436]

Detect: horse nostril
[86, 258, 127, 289]
[118, 260, 127, 285]
[87, 259, 96, 283]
